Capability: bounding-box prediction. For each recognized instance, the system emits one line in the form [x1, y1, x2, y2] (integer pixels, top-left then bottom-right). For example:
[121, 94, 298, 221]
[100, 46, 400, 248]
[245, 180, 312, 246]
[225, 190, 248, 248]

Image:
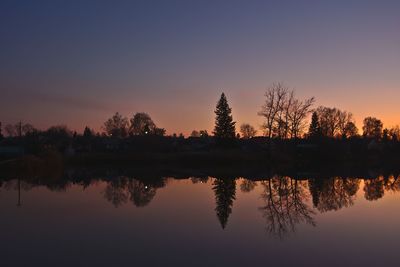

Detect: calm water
[1, 173, 400, 267]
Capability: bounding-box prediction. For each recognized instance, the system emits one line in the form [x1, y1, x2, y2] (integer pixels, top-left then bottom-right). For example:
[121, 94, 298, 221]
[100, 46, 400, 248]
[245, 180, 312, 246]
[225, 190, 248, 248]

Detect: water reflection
[212, 178, 236, 229]
[259, 177, 315, 238]
[102, 177, 167, 207]
[308, 178, 360, 212]
[2, 171, 400, 238]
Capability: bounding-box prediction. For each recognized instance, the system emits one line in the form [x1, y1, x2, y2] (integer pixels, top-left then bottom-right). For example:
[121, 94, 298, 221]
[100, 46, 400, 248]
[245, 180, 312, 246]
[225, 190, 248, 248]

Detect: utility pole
[18, 121, 22, 138]
[17, 178, 22, 207]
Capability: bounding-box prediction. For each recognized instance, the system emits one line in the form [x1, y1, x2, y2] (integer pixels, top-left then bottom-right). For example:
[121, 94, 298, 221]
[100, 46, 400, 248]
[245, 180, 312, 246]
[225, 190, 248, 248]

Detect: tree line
[214, 83, 399, 141]
[0, 83, 399, 141]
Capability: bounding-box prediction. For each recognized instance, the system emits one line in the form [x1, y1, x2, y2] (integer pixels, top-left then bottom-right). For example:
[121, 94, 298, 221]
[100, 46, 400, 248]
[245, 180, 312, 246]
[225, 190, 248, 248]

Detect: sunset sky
[1, 1, 399, 135]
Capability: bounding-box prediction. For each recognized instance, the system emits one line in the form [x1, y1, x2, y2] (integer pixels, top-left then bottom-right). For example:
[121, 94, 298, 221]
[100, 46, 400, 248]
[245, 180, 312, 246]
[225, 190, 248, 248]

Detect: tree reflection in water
[259, 176, 316, 238]
[240, 179, 257, 193]
[190, 177, 209, 184]
[212, 178, 236, 229]
[364, 176, 385, 201]
[2, 172, 400, 235]
[308, 178, 360, 212]
[128, 179, 157, 207]
[102, 176, 166, 208]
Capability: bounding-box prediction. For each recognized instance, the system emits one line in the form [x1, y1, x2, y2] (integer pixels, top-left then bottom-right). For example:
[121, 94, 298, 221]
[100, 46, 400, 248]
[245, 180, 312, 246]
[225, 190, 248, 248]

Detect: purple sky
[1, 1, 399, 135]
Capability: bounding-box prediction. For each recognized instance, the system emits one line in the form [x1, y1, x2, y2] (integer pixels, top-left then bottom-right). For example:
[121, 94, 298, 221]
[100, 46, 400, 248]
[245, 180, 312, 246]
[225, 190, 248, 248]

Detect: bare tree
[259, 83, 314, 139]
[240, 123, 257, 139]
[316, 106, 340, 137]
[259, 83, 288, 138]
[4, 122, 36, 137]
[287, 97, 315, 138]
[337, 111, 355, 138]
[21, 123, 36, 135]
[5, 124, 16, 137]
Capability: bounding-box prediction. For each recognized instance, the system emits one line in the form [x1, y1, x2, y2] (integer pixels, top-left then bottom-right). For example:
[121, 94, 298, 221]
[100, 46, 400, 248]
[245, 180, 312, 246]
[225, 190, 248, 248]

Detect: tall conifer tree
[213, 93, 236, 138]
[308, 111, 321, 138]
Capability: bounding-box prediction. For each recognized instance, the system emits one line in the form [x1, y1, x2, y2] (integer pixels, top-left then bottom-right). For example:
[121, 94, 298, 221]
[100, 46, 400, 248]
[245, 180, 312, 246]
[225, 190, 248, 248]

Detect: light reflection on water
[1, 174, 400, 266]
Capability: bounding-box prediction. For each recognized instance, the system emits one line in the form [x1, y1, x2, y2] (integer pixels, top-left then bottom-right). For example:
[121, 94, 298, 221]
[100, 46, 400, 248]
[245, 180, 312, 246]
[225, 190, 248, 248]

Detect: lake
[1, 172, 400, 267]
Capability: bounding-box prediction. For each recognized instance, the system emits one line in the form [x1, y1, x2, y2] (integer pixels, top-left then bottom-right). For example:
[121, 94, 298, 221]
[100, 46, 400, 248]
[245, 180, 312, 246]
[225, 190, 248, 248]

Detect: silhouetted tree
[383, 128, 389, 141]
[153, 127, 166, 136]
[337, 111, 355, 138]
[315, 107, 340, 137]
[130, 112, 156, 135]
[313, 106, 356, 138]
[46, 125, 71, 138]
[308, 112, 321, 138]
[213, 93, 236, 138]
[259, 83, 288, 138]
[103, 112, 129, 138]
[343, 121, 358, 138]
[288, 95, 315, 138]
[190, 130, 200, 137]
[199, 130, 209, 137]
[5, 124, 16, 137]
[0, 122, 3, 139]
[21, 123, 36, 136]
[259, 83, 314, 139]
[212, 178, 236, 229]
[3, 122, 36, 137]
[362, 117, 383, 139]
[83, 126, 94, 138]
[388, 126, 400, 141]
[190, 130, 209, 138]
[240, 123, 257, 139]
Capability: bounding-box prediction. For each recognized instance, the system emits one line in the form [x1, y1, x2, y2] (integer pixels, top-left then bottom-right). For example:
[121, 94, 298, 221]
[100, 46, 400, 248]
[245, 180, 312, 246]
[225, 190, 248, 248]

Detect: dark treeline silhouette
[2, 84, 400, 166]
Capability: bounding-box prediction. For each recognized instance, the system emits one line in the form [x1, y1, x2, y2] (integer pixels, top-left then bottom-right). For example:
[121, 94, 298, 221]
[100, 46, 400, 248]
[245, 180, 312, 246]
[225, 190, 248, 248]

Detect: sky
[0, 0, 399, 135]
